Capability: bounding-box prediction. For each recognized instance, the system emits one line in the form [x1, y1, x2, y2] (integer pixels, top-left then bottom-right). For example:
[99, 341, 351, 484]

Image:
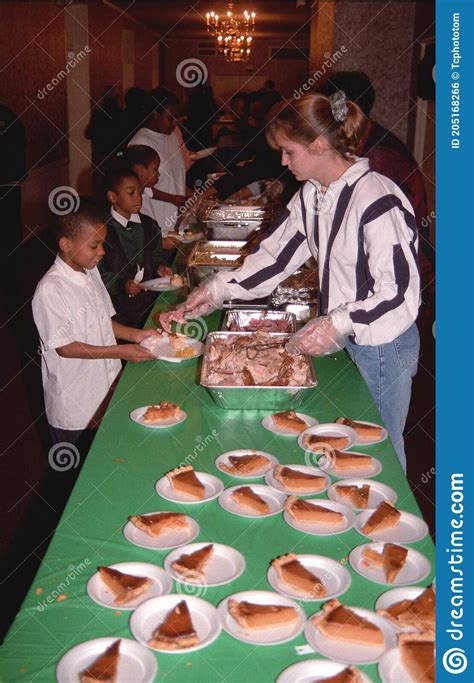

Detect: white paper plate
[277, 659, 373, 683]
[155, 472, 224, 504]
[265, 465, 331, 496]
[298, 423, 357, 453]
[140, 335, 203, 362]
[189, 146, 217, 161]
[355, 509, 429, 544]
[267, 554, 351, 602]
[350, 420, 388, 446]
[218, 485, 287, 517]
[130, 594, 221, 653]
[123, 513, 199, 550]
[56, 637, 157, 683]
[284, 499, 355, 536]
[215, 450, 279, 479]
[130, 406, 187, 429]
[305, 605, 397, 664]
[217, 590, 306, 645]
[164, 542, 245, 586]
[261, 413, 318, 437]
[87, 562, 172, 610]
[328, 479, 397, 509]
[141, 276, 184, 291]
[378, 645, 435, 683]
[349, 542, 431, 586]
[375, 586, 434, 633]
[318, 452, 383, 480]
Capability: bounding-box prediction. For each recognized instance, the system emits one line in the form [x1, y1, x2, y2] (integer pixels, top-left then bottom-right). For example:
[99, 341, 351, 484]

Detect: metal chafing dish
[187, 240, 246, 285]
[221, 309, 297, 333]
[200, 332, 318, 410]
[201, 203, 273, 241]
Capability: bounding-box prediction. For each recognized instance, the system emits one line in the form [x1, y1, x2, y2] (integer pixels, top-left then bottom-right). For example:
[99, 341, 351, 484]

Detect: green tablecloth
[0, 295, 435, 682]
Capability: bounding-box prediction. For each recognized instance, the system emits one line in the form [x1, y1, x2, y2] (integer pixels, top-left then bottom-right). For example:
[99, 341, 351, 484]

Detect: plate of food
[155, 466, 224, 504]
[335, 417, 388, 446]
[283, 497, 355, 536]
[267, 553, 351, 602]
[87, 562, 172, 610]
[140, 333, 203, 362]
[218, 484, 287, 517]
[140, 274, 185, 291]
[123, 512, 199, 550]
[276, 660, 372, 683]
[165, 542, 245, 586]
[378, 635, 435, 683]
[130, 403, 186, 428]
[349, 542, 431, 586]
[328, 479, 397, 509]
[318, 450, 382, 480]
[215, 450, 278, 478]
[355, 502, 429, 543]
[261, 410, 318, 437]
[375, 584, 435, 632]
[265, 464, 330, 496]
[298, 423, 357, 453]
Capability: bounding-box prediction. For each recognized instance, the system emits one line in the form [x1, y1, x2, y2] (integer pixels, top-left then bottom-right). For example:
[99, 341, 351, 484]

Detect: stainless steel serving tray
[203, 204, 270, 222]
[200, 332, 318, 410]
[221, 309, 297, 333]
[205, 222, 265, 241]
[188, 240, 246, 285]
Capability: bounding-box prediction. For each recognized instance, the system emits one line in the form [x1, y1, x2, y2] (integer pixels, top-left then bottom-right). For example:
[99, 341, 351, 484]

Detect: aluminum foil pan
[203, 204, 270, 222]
[187, 240, 246, 285]
[222, 309, 297, 333]
[205, 222, 263, 241]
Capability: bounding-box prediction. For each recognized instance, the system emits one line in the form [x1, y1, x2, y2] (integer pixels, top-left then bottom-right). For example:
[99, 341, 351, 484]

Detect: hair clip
[329, 90, 349, 122]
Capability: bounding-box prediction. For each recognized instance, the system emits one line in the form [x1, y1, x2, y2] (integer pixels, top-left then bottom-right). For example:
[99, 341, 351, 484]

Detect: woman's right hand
[159, 286, 216, 332]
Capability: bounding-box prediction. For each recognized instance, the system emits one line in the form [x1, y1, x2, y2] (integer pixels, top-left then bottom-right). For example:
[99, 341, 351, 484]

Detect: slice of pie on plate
[361, 501, 401, 535]
[336, 417, 383, 441]
[399, 632, 435, 682]
[318, 665, 365, 683]
[361, 543, 408, 582]
[230, 486, 270, 514]
[166, 465, 205, 499]
[285, 496, 344, 525]
[273, 465, 327, 493]
[335, 484, 370, 508]
[98, 566, 152, 605]
[79, 639, 120, 683]
[171, 544, 214, 581]
[378, 585, 435, 632]
[128, 512, 189, 537]
[311, 598, 384, 646]
[272, 554, 326, 598]
[227, 598, 298, 629]
[142, 402, 182, 424]
[303, 434, 350, 450]
[330, 451, 373, 471]
[219, 453, 270, 475]
[148, 600, 199, 650]
[272, 410, 308, 433]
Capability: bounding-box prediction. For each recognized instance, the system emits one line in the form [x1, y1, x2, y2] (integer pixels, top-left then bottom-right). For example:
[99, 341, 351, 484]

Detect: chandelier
[206, 2, 256, 62]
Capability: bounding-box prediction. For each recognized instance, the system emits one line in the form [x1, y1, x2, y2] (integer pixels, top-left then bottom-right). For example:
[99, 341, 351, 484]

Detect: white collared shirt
[110, 208, 141, 227]
[32, 256, 122, 430]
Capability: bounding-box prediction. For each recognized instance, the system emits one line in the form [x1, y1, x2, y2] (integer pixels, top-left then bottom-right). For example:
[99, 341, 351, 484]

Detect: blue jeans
[345, 323, 420, 473]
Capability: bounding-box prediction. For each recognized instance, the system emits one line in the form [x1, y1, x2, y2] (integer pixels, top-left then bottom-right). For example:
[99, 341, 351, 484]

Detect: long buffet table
[0, 290, 435, 682]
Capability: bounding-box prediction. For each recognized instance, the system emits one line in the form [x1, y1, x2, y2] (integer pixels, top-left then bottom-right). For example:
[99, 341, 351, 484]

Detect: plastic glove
[285, 314, 349, 356]
[159, 286, 218, 332]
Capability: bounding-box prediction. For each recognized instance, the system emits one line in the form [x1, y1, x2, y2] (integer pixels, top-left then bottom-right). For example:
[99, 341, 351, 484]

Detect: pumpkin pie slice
[335, 484, 370, 508]
[312, 599, 384, 646]
[148, 600, 199, 650]
[79, 639, 120, 683]
[361, 501, 401, 536]
[318, 665, 364, 683]
[166, 466, 205, 499]
[285, 496, 344, 525]
[227, 598, 298, 630]
[231, 486, 270, 514]
[379, 585, 435, 632]
[98, 566, 152, 605]
[399, 632, 435, 682]
[336, 417, 383, 441]
[171, 544, 214, 581]
[272, 554, 326, 598]
[303, 434, 350, 451]
[220, 453, 270, 475]
[142, 402, 182, 424]
[128, 512, 189, 537]
[273, 465, 327, 493]
[361, 543, 408, 582]
[331, 451, 373, 471]
[272, 410, 308, 433]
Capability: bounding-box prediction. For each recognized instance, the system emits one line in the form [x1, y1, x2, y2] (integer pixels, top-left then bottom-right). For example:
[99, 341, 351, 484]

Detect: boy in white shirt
[32, 199, 160, 456]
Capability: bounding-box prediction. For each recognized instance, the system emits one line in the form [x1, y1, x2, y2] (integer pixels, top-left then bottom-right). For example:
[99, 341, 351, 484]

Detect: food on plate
[312, 599, 384, 646]
[171, 544, 214, 581]
[169, 333, 190, 351]
[335, 417, 383, 441]
[329, 450, 374, 471]
[378, 585, 435, 632]
[175, 346, 197, 358]
[285, 496, 344, 525]
[272, 410, 308, 432]
[219, 453, 270, 475]
[166, 465, 205, 499]
[335, 483, 371, 508]
[79, 639, 120, 683]
[128, 512, 189, 537]
[230, 486, 270, 514]
[170, 274, 184, 287]
[97, 566, 152, 605]
[227, 598, 298, 630]
[361, 501, 401, 535]
[202, 332, 312, 387]
[273, 465, 327, 493]
[399, 632, 435, 682]
[302, 434, 350, 451]
[229, 318, 292, 332]
[361, 543, 408, 582]
[148, 600, 199, 650]
[272, 553, 326, 598]
[318, 665, 365, 683]
[142, 402, 182, 424]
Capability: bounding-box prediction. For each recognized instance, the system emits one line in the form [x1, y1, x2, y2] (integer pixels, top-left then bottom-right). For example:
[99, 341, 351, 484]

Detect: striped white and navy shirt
[208, 158, 420, 346]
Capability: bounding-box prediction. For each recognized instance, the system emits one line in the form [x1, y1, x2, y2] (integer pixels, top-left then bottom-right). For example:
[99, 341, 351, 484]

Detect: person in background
[184, 84, 218, 151]
[214, 93, 253, 167]
[99, 164, 171, 327]
[120, 87, 150, 147]
[32, 199, 159, 459]
[121, 144, 162, 228]
[85, 85, 124, 193]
